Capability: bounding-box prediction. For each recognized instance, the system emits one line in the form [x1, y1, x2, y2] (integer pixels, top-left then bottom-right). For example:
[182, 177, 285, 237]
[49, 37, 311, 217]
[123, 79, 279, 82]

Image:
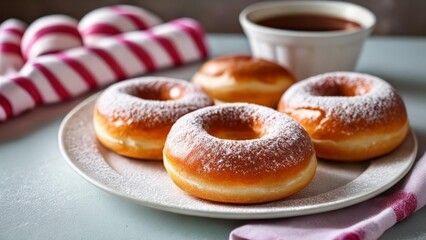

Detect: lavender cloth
[230, 151, 426, 240]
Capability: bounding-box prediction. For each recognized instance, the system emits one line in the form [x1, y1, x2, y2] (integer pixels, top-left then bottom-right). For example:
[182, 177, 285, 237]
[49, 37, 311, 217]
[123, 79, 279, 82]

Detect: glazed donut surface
[192, 55, 296, 108]
[94, 77, 213, 160]
[163, 103, 317, 204]
[278, 72, 409, 161]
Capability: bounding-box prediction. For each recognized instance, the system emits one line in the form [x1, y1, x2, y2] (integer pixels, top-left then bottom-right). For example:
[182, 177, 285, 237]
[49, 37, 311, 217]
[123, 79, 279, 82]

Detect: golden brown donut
[192, 55, 296, 108]
[93, 77, 213, 160]
[163, 103, 317, 204]
[278, 72, 409, 161]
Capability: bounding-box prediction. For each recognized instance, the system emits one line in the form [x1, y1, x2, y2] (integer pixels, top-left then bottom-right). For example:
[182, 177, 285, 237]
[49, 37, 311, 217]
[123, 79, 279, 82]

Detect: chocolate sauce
[256, 14, 362, 32]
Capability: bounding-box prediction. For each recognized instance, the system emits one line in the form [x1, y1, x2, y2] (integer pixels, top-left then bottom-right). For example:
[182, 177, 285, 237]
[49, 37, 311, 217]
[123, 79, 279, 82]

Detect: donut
[163, 103, 317, 204]
[192, 55, 296, 108]
[278, 72, 409, 161]
[93, 77, 213, 160]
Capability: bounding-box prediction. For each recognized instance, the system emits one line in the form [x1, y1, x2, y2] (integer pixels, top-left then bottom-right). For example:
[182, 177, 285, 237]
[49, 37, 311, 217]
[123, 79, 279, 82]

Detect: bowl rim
[239, 0, 376, 38]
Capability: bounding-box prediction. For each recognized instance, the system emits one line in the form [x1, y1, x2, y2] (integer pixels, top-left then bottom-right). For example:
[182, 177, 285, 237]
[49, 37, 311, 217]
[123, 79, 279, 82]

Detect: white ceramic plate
[58, 94, 417, 219]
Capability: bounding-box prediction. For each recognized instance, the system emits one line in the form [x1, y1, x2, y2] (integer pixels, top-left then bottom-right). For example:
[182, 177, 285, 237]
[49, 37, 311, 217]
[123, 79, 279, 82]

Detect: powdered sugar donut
[79, 5, 162, 45]
[93, 77, 213, 160]
[278, 72, 409, 161]
[21, 15, 83, 60]
[163, 103, 317, 204]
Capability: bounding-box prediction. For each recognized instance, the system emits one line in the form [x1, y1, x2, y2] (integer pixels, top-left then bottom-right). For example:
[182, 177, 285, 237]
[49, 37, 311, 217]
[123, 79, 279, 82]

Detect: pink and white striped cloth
[0, 5, 208, 121]
[230, 150, 426, 240]
[0, 19, 26, 75]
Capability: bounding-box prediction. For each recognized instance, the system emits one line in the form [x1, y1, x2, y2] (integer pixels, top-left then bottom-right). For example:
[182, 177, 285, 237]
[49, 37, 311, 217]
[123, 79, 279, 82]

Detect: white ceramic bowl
[240, 1, 376, 80]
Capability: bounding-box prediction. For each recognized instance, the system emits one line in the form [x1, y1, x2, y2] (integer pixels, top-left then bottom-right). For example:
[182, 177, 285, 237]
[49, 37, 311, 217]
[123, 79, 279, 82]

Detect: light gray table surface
[1, 34, 426, 240]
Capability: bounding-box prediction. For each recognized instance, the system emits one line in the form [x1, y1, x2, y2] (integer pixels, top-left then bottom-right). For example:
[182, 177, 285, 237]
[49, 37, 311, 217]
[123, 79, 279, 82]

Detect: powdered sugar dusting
[96, 77, 213, 129]
[165, 103, 314, 176]
[282, 72, 406, 131]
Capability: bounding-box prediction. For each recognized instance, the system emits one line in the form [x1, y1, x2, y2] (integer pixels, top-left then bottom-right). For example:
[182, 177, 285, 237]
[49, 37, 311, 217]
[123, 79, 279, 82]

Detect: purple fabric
[230, 151, 426, 240]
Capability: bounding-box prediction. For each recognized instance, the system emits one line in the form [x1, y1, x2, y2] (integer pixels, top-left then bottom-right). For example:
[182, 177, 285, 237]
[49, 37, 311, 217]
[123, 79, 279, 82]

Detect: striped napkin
[230, 150, 426, 240]
[0, 5, 208, 121]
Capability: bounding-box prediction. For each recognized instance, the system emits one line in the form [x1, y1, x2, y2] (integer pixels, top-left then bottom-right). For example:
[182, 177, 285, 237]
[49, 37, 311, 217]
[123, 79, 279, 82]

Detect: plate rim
[58, 94, 418, 219]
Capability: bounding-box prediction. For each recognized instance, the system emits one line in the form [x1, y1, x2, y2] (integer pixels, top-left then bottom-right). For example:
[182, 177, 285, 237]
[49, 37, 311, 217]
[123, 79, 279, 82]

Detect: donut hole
[131, 84, 185, 101]
[312, 77, 372, 97]
[206, 117, 264, 140]
[208, 123, 263, 140]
